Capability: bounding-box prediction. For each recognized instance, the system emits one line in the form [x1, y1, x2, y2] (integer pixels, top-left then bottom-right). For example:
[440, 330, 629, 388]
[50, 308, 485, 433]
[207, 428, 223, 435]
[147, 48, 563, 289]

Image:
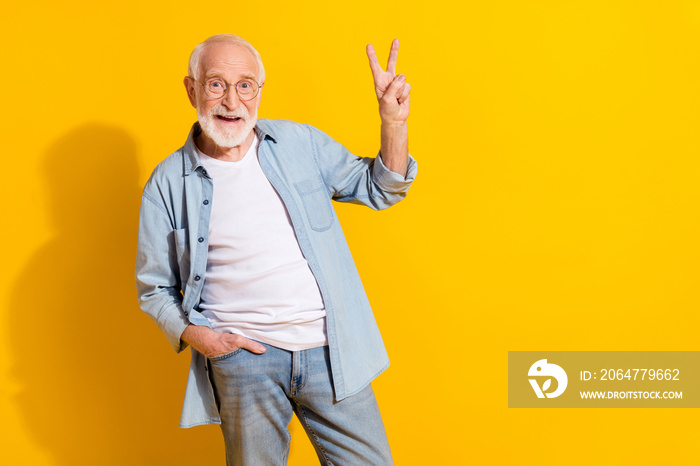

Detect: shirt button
[194, 275, 201, 281]
[184, 311, 189, 316]
[203, 200, 209, 205]
[198, 237, 204, 243]
[202, 170, 208, 177]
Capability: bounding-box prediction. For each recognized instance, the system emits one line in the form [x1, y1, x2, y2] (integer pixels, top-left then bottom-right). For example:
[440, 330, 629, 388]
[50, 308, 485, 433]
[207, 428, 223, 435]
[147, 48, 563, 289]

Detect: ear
[184, 76, 197, 108]
[256, 81, 264, 109]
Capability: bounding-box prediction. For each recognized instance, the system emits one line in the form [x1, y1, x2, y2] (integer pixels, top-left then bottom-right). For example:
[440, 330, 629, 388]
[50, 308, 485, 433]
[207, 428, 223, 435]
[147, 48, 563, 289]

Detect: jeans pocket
[208, 348, 244, 362]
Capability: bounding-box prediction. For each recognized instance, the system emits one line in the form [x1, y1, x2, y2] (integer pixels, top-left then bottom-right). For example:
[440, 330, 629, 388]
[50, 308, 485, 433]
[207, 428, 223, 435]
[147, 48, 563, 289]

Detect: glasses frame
[189, 76, 263, 101]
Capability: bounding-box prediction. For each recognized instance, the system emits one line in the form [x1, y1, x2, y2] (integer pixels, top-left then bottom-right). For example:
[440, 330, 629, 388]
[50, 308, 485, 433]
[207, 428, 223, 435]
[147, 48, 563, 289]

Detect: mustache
[210, 105, 248, 118]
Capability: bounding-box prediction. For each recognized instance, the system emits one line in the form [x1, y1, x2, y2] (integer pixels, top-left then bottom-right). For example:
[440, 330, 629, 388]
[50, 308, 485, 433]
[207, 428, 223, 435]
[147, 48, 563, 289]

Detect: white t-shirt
[197, 136, 328, 351]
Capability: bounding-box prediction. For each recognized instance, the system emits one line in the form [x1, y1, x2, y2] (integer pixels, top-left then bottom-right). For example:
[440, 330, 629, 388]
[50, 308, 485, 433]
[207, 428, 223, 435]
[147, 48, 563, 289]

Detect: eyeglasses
[190, 76, 262, 101]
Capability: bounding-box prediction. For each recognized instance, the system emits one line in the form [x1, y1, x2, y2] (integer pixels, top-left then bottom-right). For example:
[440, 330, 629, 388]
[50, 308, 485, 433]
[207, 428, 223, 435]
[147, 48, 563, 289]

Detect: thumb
[237, 336, 267, 354]
[382, 74, 406, 103]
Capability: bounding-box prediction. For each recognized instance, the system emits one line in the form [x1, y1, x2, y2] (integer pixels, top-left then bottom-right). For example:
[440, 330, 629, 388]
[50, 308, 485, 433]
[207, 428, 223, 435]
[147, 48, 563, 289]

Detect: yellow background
[2, 1, 699, 464]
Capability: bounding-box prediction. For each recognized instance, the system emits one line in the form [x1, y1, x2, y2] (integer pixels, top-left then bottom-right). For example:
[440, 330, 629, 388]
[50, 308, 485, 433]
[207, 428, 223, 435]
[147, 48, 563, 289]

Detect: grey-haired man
[136, 33, 416, 465]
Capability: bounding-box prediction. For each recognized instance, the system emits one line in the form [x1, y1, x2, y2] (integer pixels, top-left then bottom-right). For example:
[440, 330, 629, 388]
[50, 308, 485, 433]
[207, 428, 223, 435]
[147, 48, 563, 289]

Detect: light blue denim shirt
[135, 119, 417, 427]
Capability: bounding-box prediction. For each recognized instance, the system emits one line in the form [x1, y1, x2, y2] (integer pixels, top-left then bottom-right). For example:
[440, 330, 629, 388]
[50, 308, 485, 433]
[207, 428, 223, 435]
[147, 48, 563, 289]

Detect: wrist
[182, 324, 214, 344]
[380, 120, 408, 129]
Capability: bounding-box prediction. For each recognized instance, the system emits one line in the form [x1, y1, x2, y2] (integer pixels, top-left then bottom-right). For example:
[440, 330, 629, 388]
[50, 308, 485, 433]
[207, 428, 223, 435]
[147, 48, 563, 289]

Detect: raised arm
[366, 39, 411, 177]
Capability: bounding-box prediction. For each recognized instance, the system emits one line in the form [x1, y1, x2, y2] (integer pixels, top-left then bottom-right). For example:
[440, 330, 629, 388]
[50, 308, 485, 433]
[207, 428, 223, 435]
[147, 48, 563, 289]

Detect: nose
[221, 86, 242, 110]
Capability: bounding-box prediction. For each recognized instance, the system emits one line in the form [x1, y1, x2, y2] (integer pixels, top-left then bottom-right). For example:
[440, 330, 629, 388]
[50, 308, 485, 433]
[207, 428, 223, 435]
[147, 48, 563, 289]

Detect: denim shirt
[135, 119, 417, 427]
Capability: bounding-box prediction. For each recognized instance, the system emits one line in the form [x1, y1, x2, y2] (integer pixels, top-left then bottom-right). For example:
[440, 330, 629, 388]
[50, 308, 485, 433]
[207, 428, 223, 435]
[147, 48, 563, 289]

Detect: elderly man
[136, 33, 416, 465]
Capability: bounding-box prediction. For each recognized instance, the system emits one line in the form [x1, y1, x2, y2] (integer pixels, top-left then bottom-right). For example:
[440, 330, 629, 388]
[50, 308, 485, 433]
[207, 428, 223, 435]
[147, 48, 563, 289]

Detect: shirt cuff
[372, 152, 418, 192]
[161, 307, 190, 353]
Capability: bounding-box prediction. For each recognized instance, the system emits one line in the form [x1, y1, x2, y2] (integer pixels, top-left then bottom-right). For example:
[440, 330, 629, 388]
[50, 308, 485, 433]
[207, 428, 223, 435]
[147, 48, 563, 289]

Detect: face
[185, 42, 263, 149]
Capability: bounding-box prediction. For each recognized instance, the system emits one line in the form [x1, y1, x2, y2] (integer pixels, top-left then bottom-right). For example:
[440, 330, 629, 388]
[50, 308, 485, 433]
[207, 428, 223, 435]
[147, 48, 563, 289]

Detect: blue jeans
[207, 343, 393, 465]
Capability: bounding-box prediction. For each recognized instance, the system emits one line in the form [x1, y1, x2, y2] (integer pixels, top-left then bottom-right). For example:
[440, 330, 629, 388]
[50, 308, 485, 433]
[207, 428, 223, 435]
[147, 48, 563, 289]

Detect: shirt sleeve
[305, 124, 417, 210]
[135, 193, 190, 353]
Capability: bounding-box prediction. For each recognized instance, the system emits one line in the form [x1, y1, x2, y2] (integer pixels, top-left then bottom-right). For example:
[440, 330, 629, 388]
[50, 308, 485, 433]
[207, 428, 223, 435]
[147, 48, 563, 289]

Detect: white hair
[188, 34, 266, 83]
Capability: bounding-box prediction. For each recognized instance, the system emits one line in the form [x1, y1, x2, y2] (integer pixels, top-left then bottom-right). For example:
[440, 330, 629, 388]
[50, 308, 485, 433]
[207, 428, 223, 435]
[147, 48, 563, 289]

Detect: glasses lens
[236, 79, 258, 100]
[204, 78, 226, 98]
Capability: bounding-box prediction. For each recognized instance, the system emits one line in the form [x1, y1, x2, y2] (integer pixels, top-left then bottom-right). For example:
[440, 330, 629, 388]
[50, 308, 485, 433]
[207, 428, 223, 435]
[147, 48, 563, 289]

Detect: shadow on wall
[9, 124, 222, 465]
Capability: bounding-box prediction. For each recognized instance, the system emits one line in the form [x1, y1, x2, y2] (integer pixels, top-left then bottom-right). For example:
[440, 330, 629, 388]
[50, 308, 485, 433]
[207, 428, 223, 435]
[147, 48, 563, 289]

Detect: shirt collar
[182, 120, 278, 175]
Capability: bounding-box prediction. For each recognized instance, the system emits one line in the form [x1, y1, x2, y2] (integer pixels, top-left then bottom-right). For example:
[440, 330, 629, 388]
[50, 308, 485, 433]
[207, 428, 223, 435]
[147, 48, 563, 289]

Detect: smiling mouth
[216, 115, 242, 123]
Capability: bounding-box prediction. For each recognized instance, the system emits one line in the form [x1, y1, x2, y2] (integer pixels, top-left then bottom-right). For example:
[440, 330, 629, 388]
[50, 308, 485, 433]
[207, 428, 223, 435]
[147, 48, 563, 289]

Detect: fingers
[366, 44, 382, 79]
[398, 82, 411, 104]
[227, 334, 267, 354]
[383, 74, 406, 104]
[386, 38, 399, 75]
[368, 39, 401, 78]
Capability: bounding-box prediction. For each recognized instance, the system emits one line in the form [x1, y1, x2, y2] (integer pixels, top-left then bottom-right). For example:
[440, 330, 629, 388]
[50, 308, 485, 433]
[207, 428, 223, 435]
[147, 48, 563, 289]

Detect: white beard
[197, 103, 258, 149]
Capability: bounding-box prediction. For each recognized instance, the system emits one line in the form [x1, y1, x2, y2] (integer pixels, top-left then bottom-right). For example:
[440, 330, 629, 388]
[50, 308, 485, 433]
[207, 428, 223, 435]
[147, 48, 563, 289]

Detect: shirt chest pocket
[294, 176, 334, 232]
